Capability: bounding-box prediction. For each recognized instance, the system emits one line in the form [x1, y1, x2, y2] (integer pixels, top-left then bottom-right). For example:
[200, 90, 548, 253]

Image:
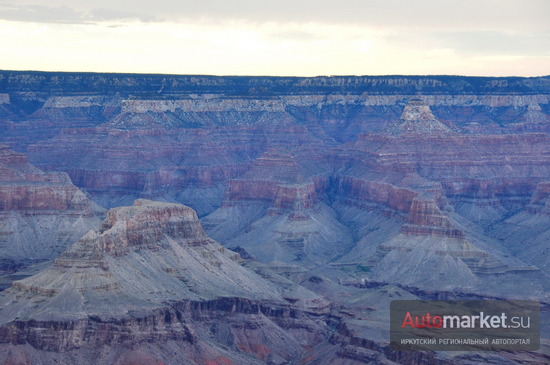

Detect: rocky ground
[0, 72, 549, 364]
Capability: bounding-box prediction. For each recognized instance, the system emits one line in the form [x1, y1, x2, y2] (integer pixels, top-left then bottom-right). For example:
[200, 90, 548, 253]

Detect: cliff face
[1, 71, 549, 364]
[0, 200, 330, 364]
[0, 146, 91, 212]
[490, 181, 550, 273]
[382, 98, 457, 135]
[4, 73, 547, 255]
[202, 149, 353, 265]
[223, 149, 324, 209]
[1, 72, 549, 272]
[0, 200, 288, 320]
[401, 197, 465, 239]
[2, 73, 550, 147]
[0, 145, 101, 277]
[2, 73, 548, 215]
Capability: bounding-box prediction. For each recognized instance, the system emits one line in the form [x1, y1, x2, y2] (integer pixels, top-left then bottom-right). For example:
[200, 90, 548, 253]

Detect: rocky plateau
[0, 71, 549, 364]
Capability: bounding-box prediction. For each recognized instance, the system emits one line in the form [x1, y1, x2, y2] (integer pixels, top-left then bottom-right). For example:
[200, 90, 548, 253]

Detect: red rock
[1, 72, 549, 365]
[332, 176, 418, 213]
[100, 199, 210, 256]
[0, 146, 100, 274]
[0, 145, 92, 214]
[401, 198, 465, 239]
[223, 150, 325, 210]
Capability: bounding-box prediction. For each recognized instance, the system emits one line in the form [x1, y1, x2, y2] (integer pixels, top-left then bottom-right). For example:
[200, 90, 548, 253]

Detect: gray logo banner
[390, 300, 540, 351]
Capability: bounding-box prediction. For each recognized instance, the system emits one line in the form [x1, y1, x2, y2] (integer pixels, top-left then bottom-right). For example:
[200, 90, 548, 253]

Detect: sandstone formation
[1, 71, 550, 364]
[3, 72, 545, 287]
[0, 145, 101, 281]
[203, 149, 353, 265]
[0, 200, 329, 364]
[382, 99, 457, 135]
[329, 109, 550, 292]
[26, 127, 260, 214]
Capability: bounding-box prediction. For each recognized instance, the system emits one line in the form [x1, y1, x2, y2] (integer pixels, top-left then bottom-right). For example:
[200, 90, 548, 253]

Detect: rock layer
[382, 99, 456, 135]
[401, 197, 464, 238]
[0, 200, 288, 321]
[1, 71, 550, 364]
[0, 145, 100, 275]
[0, 200, 329, 364]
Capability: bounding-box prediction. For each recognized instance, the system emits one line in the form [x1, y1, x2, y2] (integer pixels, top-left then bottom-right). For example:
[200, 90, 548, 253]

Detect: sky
[0, 0, 548, 77]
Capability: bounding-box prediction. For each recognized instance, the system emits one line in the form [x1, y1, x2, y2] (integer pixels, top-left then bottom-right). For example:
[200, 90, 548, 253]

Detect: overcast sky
[0, 0, 548, 76]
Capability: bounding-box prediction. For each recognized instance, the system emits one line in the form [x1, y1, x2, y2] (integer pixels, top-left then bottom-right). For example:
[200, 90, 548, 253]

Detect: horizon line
[2, 69, 549, 79]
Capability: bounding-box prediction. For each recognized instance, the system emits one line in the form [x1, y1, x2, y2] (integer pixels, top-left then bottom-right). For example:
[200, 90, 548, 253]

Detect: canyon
[0, 200, 330, 364]
[0, 71, 549, 364]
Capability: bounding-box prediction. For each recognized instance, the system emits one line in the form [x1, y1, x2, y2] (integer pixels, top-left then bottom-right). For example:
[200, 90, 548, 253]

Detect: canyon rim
[0, 71, 549, 364]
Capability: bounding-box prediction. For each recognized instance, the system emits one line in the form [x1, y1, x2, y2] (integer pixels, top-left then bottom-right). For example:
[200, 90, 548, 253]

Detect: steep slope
[0, 199, 329, 364]
[1, 73, 548, 211]
[491, 182, 550, 273]
[0, 145, 101, 279]
[366, 196, 544, 292]
[329, 102, 550, 293]
[0, 199, 283, 321]
[25, 123, 328, 215]
[1, 71, 549, 364]
[382, 98, 457, 135]
[0, 93, 15, 119]
[203, 150, 354, 265]
[26, 128, 256, 214]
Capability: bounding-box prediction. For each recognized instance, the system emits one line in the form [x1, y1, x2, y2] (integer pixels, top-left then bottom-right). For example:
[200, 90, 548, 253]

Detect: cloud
[268, 30, 321, 42]
[0, 0, 548, 33]
[87, 8, 159, 23]
[385, 30, 550, 58]
[433, 32, 550, 57]
[124, 0, 549, 34]
[0, 0, 547, 76]
[0, 2, 159, 24]
[0, 4, 88, 24]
